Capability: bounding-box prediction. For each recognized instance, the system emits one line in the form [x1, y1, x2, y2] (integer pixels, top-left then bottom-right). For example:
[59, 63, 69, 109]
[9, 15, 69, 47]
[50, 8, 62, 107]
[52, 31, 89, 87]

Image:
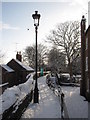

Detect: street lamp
[32, 11, 41, 103]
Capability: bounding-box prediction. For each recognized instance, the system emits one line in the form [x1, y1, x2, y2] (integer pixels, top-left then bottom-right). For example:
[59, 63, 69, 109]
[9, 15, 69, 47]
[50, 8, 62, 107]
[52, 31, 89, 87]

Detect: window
[86, 37, 88, 50]
[85, 57, 88, 71]
[87, 78, 89, 93]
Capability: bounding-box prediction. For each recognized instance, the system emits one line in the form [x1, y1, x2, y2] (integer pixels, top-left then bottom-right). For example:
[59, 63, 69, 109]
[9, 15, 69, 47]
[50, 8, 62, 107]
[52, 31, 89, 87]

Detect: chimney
[81, 15, 86, 32]
[88, 1, 90, 26]
[16, 51, 22, 62]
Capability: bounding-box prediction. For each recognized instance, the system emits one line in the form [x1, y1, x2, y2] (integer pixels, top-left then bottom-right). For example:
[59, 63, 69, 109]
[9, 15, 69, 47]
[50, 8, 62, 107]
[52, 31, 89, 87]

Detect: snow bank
[0, 86, 21, 114]
[18, 74, 34, 96]
[61, 86, 88, 118]
[0, 72, 35, 115]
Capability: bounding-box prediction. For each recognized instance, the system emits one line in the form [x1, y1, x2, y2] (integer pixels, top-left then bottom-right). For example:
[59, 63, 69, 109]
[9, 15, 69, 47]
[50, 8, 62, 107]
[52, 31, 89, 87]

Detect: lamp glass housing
[32, 11, 40, 26]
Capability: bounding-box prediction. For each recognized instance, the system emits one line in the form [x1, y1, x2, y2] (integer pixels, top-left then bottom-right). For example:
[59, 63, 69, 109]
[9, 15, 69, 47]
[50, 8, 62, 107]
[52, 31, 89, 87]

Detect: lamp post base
[34, 87, 39, 103]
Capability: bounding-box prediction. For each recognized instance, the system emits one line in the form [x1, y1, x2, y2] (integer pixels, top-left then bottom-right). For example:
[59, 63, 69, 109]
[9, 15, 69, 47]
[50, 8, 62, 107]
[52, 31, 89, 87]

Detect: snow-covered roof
[14, 59, 34, 71]
[0, 83, 9, 88]
[1, 65, 14, 72]
[61, 73, 70, 77]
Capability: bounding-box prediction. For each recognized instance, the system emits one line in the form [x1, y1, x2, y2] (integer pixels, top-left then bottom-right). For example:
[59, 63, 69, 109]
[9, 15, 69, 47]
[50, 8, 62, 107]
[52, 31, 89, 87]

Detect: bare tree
[23, 46, 35, 68]
[48, 47, 66, 73]
[37, 44, 48, 69]
[46, 21, 81, 81]
[23, 44, 48, 70]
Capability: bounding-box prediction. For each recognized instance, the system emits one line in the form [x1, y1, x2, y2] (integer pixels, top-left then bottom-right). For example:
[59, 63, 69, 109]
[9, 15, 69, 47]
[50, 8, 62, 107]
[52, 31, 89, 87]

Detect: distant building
[0, 52, 34, 92]
[7, 59, 34, 85]
[0, 64, 14, 85]
[0, 55, 34, 94]
[80, 15, 90, 101]
[0, 65, 15, 94]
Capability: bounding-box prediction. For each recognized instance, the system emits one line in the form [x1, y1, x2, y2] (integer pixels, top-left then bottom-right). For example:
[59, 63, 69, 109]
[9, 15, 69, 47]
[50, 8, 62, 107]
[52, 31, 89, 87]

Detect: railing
[56, 86, 69, 119]
[49, 82, 69, 119]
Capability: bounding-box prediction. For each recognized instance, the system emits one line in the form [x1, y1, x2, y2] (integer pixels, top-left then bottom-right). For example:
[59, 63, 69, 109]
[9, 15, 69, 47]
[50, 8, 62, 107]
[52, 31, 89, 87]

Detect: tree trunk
[68, 62, 73, 83]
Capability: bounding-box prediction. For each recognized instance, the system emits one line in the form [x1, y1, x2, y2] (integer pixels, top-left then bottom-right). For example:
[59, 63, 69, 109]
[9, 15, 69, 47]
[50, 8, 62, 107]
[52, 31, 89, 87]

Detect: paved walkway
[21, 76, 61, 118]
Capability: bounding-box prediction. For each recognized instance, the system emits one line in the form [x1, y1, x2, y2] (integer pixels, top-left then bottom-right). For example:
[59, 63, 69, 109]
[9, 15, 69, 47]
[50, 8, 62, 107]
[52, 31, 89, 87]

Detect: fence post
[58, 86, 61, 96]
[61, 93, 64, 119]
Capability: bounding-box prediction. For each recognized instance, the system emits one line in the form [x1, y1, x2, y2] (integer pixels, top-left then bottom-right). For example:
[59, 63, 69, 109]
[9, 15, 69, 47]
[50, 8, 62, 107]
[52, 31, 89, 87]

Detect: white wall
[88, 1, 90, 26]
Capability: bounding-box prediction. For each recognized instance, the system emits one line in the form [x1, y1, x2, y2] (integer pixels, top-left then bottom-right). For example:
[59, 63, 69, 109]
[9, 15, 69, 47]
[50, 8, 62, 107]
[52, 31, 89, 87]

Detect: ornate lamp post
[32, 11, 41, 103]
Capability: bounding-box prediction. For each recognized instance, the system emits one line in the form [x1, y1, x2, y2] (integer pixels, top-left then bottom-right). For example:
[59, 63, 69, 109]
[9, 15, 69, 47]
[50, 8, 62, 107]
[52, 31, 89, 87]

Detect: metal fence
[49, 83, 69, 119]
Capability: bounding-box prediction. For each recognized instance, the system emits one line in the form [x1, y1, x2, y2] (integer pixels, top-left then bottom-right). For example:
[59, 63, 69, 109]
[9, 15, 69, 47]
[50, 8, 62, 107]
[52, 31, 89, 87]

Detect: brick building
[80, 15, 90, 101]
[0, 65, 15, 94]
[0, 52, 34, 90]
[7, 58, 34, 85]
[85, 26, 90, 101]
[0, 65, 15, 85]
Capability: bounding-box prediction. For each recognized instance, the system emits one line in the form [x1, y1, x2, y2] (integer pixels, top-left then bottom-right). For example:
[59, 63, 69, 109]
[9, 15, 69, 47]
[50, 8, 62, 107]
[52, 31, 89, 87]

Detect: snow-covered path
[21, 76, 61, 118]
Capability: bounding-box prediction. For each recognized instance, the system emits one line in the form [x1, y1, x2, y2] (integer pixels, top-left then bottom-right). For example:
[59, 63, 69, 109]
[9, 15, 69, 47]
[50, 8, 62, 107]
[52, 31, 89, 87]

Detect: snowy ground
[22, 76, 88, 119]
[61, 86, 88, 118]
[0, 75, 89, 119]
[21, 76, 61, 118]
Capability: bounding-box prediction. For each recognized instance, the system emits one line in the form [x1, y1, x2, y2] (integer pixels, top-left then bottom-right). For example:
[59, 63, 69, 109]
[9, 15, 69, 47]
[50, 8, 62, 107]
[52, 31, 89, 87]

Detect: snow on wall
[88, 1, 90, 26]
[0, 73, 34, 115]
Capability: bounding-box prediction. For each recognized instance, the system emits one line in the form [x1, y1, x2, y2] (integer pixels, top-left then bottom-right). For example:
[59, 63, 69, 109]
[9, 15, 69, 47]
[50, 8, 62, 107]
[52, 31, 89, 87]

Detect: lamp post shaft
[34, 26, 39, 103]
[35, 26, 37, 88]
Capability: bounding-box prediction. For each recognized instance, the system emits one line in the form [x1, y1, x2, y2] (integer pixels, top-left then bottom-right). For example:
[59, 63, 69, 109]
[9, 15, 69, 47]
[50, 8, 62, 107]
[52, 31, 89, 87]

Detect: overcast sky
[0, 0, 90, 63]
